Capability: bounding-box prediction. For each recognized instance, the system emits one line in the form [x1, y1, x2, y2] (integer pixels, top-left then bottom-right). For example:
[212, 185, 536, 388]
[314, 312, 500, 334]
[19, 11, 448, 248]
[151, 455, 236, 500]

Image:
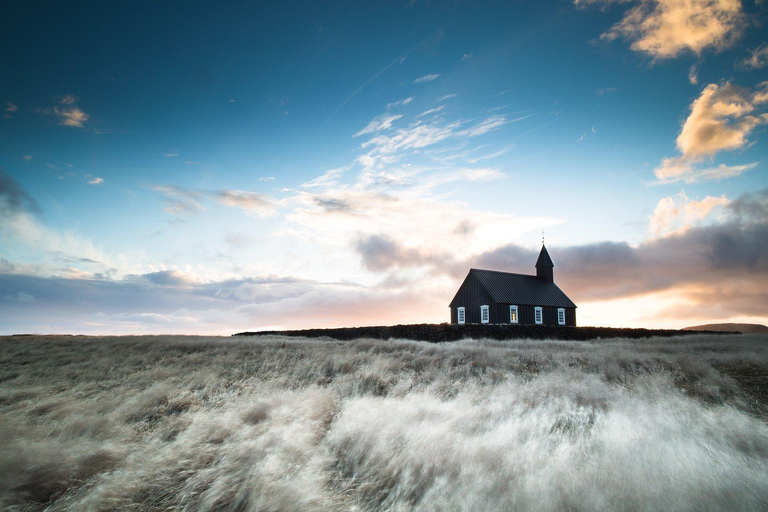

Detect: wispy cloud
[5, 102, 18, 112]
[461, 52, 473, 61]
[417, 105, 444, 118]
[387, 97, 414, 109]
[259, 176, 276, 182]
[1, 170, 41, 216]
[21, 155, 32, 162]
[578, 0, 747, 59]
[654, 159, 757, 184]
[148, 185, 205, 215]
[437, 94, 457, 102]
[149, 183, 281, 218]
[1, 171, 120, 278]
[466, 145, 514, 164]
[654, 81, 768, 183]
[300, 167, 347, 189]
[739, 43, 768, 69]
[354, 114, 403, 137]
[215, 190, 279, 218]
[594, 87, 618, 95]
[87, 176, 104, 185]
[163, 153, 179, 158]
[414, 74, 440, 83]
[456, 115, 509, 137]
[688, 64, 699, 85]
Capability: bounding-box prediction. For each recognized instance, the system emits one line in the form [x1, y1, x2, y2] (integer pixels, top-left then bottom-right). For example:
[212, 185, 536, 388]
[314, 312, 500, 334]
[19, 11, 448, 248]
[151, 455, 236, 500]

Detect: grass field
[1, 334, 767, 511]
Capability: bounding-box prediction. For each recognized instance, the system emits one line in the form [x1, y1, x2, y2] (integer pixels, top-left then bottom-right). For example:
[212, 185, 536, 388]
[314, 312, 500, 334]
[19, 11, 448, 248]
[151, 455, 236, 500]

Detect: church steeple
[536, 244, 554, 283]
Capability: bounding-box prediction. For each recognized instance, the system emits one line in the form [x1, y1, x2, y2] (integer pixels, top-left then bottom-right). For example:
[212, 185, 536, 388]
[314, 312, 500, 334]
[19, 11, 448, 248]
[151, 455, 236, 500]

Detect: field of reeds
[1, 333, 767, 511]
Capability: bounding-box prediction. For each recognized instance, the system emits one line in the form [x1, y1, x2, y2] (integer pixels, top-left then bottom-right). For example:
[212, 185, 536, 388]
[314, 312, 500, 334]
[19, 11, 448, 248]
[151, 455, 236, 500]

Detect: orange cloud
[654, 82, 768, 183]
[580, 0, 747, 59]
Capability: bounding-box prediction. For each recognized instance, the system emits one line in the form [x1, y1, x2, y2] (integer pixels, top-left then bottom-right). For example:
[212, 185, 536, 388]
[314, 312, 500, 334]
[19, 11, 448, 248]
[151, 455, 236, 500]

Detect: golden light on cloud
[583, 0, 747, 59]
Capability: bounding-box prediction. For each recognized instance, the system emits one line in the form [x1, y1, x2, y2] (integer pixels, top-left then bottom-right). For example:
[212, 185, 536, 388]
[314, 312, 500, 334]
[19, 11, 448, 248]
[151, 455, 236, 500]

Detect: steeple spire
[536, 244, 554, 283]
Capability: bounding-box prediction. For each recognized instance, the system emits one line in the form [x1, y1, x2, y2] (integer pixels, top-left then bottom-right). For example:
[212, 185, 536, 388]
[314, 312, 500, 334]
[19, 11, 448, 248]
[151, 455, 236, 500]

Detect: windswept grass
[1, 334, 767, 511]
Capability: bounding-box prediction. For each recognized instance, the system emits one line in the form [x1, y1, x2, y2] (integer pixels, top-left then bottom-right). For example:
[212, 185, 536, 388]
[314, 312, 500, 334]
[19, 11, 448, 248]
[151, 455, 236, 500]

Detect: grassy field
[1, 334, 767, 511]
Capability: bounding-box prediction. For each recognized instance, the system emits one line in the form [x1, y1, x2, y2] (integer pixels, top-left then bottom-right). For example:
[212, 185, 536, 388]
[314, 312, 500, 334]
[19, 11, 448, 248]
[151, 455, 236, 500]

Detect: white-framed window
[509, 305, 519, 324]
[534, 307, 543, 325]
[457, 307, 466, 325]
[558, 308, 566, 325]
[480, 305, 490, 324]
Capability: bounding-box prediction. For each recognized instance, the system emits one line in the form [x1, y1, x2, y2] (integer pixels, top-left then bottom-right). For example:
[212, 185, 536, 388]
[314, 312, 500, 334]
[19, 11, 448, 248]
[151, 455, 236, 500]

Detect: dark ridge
[684, 323, 768, 334]
[233, 324, 740, 342]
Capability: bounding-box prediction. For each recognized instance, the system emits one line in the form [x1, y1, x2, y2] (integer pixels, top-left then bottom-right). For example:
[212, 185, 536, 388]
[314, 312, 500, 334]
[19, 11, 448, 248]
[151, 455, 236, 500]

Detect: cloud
[259, 176, 276, 182]
[355, 234, 460, 275]
[654, 81, 768, 183]
[654, 158, 756, 183]
[437, 94, 458, 102]
[21, 155, 32, 162]
[1, 172, 121, 279]
[36, 95, 91, 127]
[140, 270, 199, 287]
[5, 102, 17, 112]
[4, 291, 35, 303]
[414, 74, 440, 83]
[215, 190, 279, 218]
[677, 82, 768, 158]
[594, 87, 618, 95]
[387, 97, 414, 109]
[739, 44, 768, 69]
[688, 64, 698, 85]
[417, 106, 444, 118]
[300, 167, 346, 189]
[354, 114, 403, 137]
[461, 52, 473, 61]
[456, 115, 509, 137]
[1, 170, 41, 217]
[580, 0, 747, 59]
[87, 176, 104, 185]
[148, 185, 205, 215]
[0, 270, 441, 333]
[466, 145, 514, 163]
[648, 190, 729, 237]
[54, 106, 89, 127]
[163, 153, 179, 158]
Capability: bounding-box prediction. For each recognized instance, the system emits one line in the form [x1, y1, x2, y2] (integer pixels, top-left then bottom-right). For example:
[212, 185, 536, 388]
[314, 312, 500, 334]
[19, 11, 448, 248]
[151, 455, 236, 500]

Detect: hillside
[683, 323, 768, 334]
[236, 323, 736, 342]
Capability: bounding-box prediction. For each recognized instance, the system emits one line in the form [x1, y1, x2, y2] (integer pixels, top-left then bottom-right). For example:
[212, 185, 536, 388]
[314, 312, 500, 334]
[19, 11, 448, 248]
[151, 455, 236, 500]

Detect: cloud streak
[414, 74, 440, 83]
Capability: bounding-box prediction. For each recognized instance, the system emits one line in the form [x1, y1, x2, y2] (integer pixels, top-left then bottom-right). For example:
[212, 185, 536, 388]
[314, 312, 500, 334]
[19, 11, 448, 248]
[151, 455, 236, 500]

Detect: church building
[449, 245, 577, 326]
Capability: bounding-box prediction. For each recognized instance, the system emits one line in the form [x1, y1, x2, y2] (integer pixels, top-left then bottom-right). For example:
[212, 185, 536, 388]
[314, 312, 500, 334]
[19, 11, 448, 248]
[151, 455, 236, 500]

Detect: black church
[449, 245, 577, 326]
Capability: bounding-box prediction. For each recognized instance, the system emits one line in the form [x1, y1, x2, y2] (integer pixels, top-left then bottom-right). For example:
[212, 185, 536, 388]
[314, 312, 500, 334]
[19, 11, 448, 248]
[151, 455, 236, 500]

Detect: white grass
[1, 334, 767, 511]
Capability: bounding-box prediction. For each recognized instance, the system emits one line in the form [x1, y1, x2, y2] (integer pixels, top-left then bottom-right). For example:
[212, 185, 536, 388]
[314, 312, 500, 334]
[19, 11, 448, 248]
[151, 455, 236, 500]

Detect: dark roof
[469, 268, 576, 308]
[535, 245, 554, 268]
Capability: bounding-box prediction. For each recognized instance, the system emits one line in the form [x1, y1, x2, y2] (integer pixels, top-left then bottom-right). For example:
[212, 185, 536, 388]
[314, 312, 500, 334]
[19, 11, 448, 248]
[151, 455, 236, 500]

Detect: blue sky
[2, 0, 767, 334]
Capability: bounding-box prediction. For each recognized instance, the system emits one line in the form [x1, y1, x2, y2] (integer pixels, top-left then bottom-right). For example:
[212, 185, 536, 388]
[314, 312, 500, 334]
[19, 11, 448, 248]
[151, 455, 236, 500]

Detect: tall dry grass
[1, 334, 767, 511]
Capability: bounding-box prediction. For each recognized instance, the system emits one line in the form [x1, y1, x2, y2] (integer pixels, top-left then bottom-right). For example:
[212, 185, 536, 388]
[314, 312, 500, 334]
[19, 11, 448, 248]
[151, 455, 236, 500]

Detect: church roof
[466, 268, 576, 308]
[535, 244, 554, 268]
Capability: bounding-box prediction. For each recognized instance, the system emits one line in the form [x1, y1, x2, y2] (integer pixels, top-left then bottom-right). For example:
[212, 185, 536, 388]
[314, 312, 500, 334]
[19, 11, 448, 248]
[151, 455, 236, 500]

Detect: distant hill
[683, 323, 768, 334]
